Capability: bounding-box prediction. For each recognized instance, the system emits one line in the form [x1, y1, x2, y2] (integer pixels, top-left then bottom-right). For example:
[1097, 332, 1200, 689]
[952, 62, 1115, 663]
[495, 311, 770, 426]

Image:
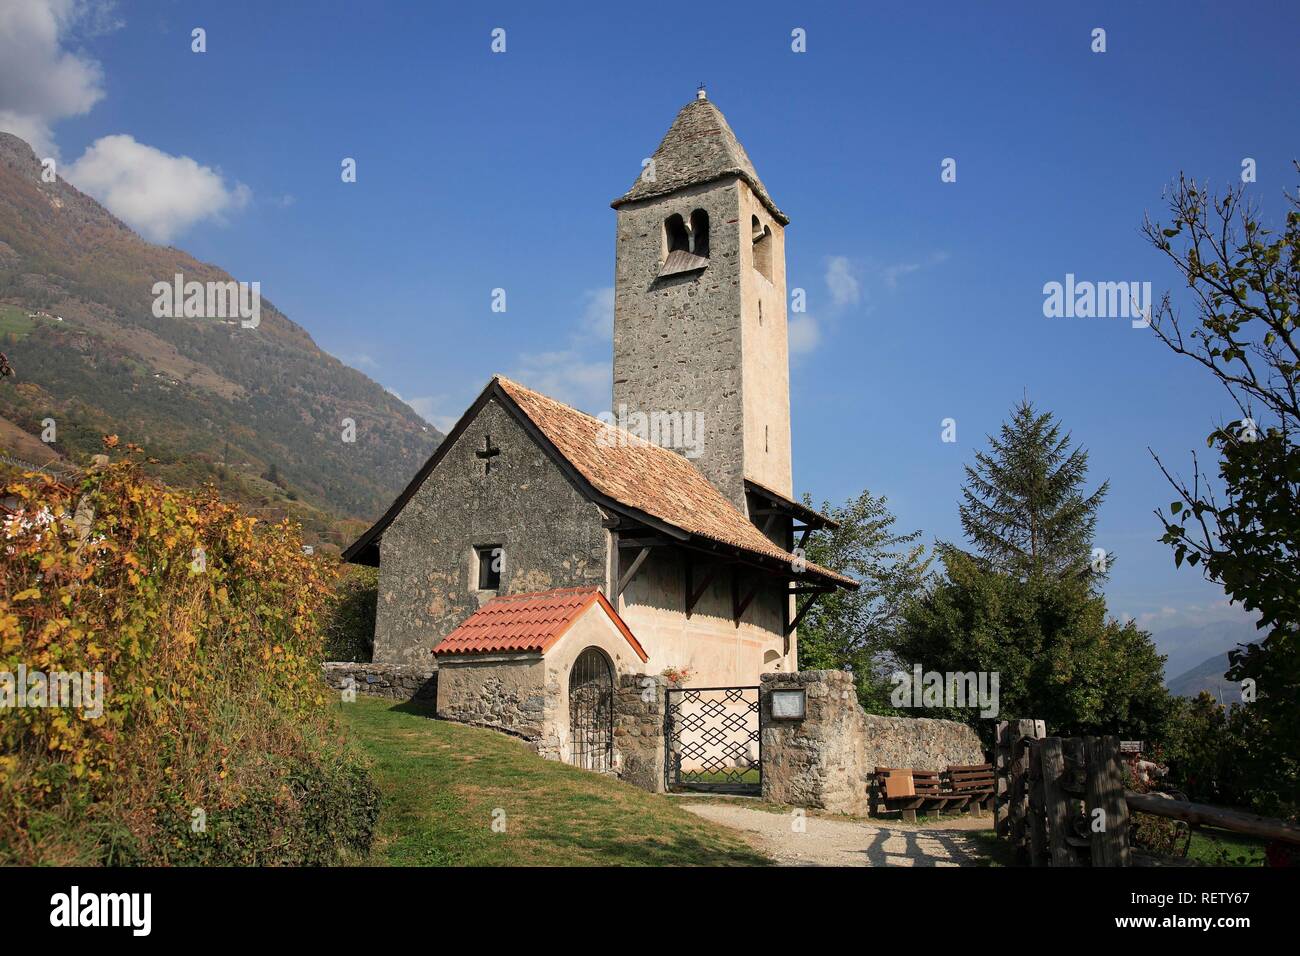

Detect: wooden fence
[993, 719, 1300, 866]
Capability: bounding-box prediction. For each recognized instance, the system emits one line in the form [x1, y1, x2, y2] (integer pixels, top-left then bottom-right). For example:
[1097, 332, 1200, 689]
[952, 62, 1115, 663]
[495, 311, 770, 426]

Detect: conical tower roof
[612, 92, 788, 224]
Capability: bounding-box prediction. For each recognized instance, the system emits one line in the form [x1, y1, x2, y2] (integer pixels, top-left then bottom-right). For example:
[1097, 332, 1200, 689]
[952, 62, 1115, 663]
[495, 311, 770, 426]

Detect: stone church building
[344, 91, 857, 765]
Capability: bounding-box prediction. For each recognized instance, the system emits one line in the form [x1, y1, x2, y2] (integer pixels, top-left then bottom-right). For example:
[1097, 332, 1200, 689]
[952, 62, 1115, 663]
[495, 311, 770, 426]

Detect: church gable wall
[373, 397, 608, 666]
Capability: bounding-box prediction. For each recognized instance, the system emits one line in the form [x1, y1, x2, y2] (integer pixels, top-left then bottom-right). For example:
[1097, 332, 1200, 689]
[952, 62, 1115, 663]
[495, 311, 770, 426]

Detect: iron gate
[569, 647, 614, 772]
[666, 686, 761, 794]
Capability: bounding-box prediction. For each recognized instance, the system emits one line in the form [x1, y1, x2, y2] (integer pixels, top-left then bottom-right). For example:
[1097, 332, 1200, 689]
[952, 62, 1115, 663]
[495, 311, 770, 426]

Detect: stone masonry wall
[613, 180, 749, 509]
[761, 670, 985, 815]
[436, 655, 546, 744]
[374, 397, 608, 666]
[320, 662, 437, 701]
[613, 673, 667, 792]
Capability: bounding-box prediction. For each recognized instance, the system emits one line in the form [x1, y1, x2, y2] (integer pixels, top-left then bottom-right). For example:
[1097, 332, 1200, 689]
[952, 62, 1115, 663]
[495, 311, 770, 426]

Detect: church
[344, 90, 857, 765]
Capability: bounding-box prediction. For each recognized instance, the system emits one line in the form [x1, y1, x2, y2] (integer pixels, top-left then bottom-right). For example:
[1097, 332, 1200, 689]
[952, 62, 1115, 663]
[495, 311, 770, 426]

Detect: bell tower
[610, 90, 792, 510]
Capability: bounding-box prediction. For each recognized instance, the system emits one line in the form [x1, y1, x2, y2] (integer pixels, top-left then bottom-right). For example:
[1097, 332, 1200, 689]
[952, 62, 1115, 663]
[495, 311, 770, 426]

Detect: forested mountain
[0, 131, 439, 550]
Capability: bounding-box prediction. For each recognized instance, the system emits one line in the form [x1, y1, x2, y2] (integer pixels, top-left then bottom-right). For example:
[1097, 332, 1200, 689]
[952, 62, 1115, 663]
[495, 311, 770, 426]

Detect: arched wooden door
[569, 648, 613, 772]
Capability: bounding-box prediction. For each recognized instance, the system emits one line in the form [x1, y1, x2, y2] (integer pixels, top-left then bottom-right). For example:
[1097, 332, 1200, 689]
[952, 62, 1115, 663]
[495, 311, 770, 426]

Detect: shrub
[322, 565, 377, 662]
[0, 447, 378, 865]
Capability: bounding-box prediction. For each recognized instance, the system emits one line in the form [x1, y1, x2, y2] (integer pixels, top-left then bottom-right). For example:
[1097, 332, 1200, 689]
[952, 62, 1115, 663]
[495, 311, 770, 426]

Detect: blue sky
[5, 0, 1298, 659]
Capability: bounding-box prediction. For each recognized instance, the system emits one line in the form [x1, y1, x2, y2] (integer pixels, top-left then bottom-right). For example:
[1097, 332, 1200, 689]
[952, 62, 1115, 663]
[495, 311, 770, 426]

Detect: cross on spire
[475, 434, 501, 474]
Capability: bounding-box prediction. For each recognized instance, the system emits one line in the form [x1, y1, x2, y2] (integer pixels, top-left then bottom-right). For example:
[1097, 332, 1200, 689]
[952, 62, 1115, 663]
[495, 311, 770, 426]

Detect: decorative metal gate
[569, 647, 613, 772]
[666, 686, 761, 794]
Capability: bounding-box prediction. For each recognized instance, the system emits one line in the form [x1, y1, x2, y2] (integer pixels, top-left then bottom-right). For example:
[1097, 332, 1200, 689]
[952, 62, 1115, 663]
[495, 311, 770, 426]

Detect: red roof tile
[433, 586, 649, 662]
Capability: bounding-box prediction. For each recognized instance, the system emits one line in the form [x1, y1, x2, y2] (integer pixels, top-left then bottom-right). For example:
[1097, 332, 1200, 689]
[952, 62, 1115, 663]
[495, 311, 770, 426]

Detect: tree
[1143, 171, 1299, 818]
[797, 489, 929, 710]
[960, 400, 1109, 582]
[895, 402, 1171, 745]
[895, 547, 1172, 745]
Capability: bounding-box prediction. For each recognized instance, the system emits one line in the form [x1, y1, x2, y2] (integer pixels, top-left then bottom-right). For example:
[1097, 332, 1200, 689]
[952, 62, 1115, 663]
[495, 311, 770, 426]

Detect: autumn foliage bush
[0, 446, 378, 864]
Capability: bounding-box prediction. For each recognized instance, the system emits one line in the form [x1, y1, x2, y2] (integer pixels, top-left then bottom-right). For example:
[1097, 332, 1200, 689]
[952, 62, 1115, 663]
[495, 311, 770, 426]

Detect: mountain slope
[0, 132, 439, 549]
[1167, 652, 1241, 702]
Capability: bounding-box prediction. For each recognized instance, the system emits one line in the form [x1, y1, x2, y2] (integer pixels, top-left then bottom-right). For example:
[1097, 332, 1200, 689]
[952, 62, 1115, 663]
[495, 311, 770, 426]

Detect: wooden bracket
[732, 574, 759, 626]
[685, 560, 719, 617]
[617, 546, 651, 597]
[784, 591, 823, 637]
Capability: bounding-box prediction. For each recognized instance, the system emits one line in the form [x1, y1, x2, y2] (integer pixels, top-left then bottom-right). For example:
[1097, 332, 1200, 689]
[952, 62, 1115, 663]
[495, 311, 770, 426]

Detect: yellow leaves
[2, 455, 334, 823]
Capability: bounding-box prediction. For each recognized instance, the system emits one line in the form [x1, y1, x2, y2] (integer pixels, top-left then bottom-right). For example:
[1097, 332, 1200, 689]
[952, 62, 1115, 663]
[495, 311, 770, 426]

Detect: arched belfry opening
[665, 213, 689, 254]
[752, 215, 773, 282]
[660, 210, 710, 277]
[689, 209, 710, 258]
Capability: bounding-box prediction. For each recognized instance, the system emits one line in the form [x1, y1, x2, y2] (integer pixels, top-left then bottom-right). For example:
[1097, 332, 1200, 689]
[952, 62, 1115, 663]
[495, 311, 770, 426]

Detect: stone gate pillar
[760, 670, 870, 815]
[613, 673, 667, 792]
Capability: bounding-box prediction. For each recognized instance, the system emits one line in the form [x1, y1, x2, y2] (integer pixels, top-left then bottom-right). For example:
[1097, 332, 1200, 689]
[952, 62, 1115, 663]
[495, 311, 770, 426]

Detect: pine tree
[959, 400, 1109, 581]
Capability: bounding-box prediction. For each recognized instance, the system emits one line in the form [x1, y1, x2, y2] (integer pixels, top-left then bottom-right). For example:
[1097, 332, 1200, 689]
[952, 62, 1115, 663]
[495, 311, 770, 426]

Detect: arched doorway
[569, 647, 613, 772]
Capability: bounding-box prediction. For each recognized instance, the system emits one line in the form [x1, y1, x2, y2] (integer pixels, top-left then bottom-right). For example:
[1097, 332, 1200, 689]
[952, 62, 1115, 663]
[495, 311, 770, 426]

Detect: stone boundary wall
[761, 670, 986, 816]
[321, 661, 437, 701]
[613, 674, 667, 792]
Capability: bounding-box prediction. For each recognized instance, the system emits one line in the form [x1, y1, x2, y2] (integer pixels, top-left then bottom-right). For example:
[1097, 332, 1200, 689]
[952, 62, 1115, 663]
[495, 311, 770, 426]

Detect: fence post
[994, 721, 1011, 837]
[1027, 738, 1048, 866]
[1039, 737, 1078, 866]
[1085, 735, 1131, 867]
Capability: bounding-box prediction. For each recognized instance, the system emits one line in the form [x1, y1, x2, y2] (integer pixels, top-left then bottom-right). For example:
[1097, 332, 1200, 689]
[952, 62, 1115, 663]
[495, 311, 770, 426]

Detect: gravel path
[681, 802, 991, 867]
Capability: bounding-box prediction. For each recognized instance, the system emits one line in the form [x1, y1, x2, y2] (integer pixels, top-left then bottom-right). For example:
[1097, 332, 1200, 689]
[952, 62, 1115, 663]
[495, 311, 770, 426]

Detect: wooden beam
[784, 592, 823, 636]
[617, 536, 672, 549]
[617, 546, 650, 597]
[685, 561, 718, 617]
[730, 572, 759, 626]
[796, 526, 812, 550]
[1125, 791, 1300, 846]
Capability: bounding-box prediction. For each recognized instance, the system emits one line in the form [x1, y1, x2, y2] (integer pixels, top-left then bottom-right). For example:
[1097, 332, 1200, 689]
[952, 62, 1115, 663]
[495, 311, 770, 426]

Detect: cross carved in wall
[476, 434, 501, 474]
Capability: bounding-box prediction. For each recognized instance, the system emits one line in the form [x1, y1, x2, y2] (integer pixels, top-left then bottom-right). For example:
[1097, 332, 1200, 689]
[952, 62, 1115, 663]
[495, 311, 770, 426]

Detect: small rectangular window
[475, 545, 502, 591]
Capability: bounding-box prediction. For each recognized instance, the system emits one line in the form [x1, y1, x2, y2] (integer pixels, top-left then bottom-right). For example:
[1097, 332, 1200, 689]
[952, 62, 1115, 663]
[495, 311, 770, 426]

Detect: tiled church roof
[611, 95, 788, 225]
[434, 586, 648, 660]
[496, 377, 855, 587]
[343, 375, 856, 589]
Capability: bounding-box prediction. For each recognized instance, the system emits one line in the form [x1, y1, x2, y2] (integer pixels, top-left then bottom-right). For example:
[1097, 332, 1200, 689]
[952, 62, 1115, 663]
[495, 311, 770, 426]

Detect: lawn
[1187, 827, 1268, 867]
[336, 696, 772, 866]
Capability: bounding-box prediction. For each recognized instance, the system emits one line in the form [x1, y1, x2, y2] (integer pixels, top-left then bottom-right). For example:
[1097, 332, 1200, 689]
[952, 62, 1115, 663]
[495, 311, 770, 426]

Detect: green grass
[336, 697, 772, 866]
[0, 306, 36, 339]
[1187, 828, 1268, 867]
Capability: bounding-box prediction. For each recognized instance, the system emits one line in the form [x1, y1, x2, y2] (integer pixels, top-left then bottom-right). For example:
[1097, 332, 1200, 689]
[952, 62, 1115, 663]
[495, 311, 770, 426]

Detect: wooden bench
[873, 767, 971, 822]
[946, 763, 995, 816]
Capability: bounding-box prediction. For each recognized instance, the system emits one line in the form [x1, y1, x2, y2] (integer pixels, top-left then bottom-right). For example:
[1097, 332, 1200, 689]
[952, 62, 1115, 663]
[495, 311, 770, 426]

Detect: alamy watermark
[152, 273, 260, 328]
[890, 665, 1000, 718]
[1, 665, 105, 719]
[1043, 274, 1151, 328]
[596, 405, 705, 459]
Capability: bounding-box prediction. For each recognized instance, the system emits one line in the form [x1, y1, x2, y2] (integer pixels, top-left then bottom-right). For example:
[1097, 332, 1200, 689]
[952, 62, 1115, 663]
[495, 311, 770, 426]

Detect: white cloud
[882, 251, 949, 289]
[825, 256, 861, 309]
[66, 134, 250, 242]
[579, 287, 614, 340]
[788, 315, 821, 355]
[0, 0, 115, 158]
[882, 262, 921, 289]
[510, 350, 610, 414]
